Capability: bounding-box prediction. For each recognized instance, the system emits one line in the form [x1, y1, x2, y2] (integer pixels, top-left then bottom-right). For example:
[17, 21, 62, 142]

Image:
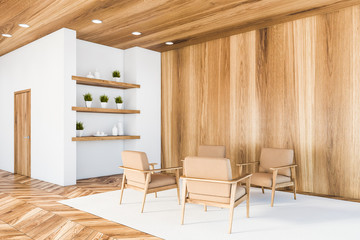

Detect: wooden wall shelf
[72, 135, 140, 141]
[72, 107, 140, 114]
[72, 76, 140, 89]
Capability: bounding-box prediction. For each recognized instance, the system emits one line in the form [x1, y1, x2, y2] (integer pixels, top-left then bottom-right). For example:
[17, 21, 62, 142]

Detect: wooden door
[14, 89, 31, 176]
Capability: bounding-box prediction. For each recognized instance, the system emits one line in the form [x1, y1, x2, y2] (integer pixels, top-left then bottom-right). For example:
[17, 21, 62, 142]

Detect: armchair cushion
[189, 185, 246, 204]
[251, 173, 291, 188]
[185, 156, 232, 198]
[259, 148, 294, 177]
[127, 173, 176, 189]
[198, 145, 226, 158]
[122, 151, 151, 183]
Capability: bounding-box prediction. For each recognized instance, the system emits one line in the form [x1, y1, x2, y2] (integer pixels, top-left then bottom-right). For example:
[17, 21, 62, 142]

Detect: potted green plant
[83, 93, 93, 108]
[114, 96, 123, 109]
[112, 70, 121, 82]
[76, 121, 84, 137]
[100, 94, 109, 108]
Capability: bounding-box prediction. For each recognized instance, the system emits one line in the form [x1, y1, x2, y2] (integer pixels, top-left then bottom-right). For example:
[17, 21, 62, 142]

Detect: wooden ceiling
[1, 0, 360, 56]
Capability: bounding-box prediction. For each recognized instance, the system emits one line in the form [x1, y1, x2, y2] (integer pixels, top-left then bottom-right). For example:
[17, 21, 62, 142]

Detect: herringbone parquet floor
[0, 170, 159, 240]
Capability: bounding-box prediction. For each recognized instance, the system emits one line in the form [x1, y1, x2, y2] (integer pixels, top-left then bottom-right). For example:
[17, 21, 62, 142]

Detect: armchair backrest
[198, 145, 226, 158]
[122, 151, 150, 183]
[259, 148, 294, 177]
[184, 156, 232, 198]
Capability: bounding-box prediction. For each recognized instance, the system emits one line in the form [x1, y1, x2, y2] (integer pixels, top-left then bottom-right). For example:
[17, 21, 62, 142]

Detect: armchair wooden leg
[141, 173, 151, 213]
[261, 186, 264, 194]
[246, 178, 250, 218]
[228, 183, 237, 234]
[176, 169, 180, 205]
[119, 173, 126, 204]
[204, 205, 207, 212]
[181, 179, 187, 225]
[271, 170, 278, 207]
[291, 167, 297, 200]
[154, 192, 157, 198]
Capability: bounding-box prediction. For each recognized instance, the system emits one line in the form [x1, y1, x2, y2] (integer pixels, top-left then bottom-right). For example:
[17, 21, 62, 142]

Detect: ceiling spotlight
[92, 19, 102, 24]
[165, 41, 174, 45]
[2, 34, 12, 38]
[19, 23, 30, 28]
[132, 31, 142, 36]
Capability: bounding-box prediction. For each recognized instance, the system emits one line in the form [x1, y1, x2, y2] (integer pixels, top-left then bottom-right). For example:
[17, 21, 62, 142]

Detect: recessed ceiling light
[165, 41, 174, 45]
[2, 34, 12, 38]
[92, 19, 102, 24]
[132, 31, 142, 36]
[19, 23, 30, 28]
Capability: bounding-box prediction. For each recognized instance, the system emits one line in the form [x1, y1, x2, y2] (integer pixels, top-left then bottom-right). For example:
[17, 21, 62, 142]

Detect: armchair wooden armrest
[119, 166, 182, 173]
[181, 174, 252, 184]
[150, 167, 183, 172]
[236, 162, 260, 167]
[269, 164, 297, 171]
[149, 163, 158, 167]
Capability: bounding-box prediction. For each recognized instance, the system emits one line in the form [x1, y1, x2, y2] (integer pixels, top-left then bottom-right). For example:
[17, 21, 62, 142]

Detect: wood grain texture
[14, 89, 31, 177]
[0, 169, 159, 240]
[2, 0, 360, 56]
[72, 136, 140, 141]
[162, 5, 360, 199]
[72, 76, 140, 89]
[72, 107, 140, 114]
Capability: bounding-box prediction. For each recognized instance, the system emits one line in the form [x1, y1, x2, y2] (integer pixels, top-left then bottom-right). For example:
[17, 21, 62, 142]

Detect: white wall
[76, 40, 125, 179]
[0, 28, 77, 186]
[76, 44, 161, 179]
[124, 47, 161, 166]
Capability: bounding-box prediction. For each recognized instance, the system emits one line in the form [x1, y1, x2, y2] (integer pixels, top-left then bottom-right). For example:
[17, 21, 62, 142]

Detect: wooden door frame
[14, 89, 31, 176]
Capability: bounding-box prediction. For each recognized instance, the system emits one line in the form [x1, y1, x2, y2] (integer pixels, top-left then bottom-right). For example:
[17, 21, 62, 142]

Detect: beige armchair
[237, 148, 297, 207]
[119, 151, 182, 213]
[181, 156, 251, 234]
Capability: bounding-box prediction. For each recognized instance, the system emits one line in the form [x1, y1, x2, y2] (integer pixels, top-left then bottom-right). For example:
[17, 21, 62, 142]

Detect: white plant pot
[113, 77, 121, 82]
[85, 101, 92, 108]
[100, 102, 108, 108]
[76, 130, 84, 137]
[116, 103, 123, 109]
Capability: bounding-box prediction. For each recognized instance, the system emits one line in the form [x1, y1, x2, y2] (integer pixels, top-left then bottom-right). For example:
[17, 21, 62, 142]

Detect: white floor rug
[59, 187, 360, 240]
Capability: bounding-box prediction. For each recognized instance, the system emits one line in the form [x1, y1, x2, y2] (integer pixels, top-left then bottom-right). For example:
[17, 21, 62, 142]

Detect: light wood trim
[228, 183, 237, 233]
[72, 135, 140, 141]
[72, 76, 140, 89]
[14, 89, 31, 95]
[14, 89, 31, 177]
[291, 166, 297, 200]
[119, 166, 182, 173]
[271, 170, 278, 207]
[236, 162, 260, 167]
[141, 173, 151, 213]
[276, 182, 295, 188]
[180, 179, 187, 225]
[146, 184, 178, 194]
[119, 173, 126, 204]
[181, 174, 252, 184]
[269, 164, 298, 171]
[175, 169, 180, 204]
[72, 107, 140, 114]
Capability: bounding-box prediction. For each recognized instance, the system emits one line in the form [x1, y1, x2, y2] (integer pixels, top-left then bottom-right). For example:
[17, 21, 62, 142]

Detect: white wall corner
[124, 47, 161, 166]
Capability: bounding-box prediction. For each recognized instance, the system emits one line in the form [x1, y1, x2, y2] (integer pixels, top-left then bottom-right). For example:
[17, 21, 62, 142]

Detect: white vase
[86, 72, 94, 78]
[113, 77, 121, 82]
[76, 130, 84, 137]
[117, 121, 124, 136]
[112, 125, 118, 136]
[94, 70, 100, 79]
[116, 103, 123, 109]
[85, 101, 92, 108]
[101, 102, 108, 108]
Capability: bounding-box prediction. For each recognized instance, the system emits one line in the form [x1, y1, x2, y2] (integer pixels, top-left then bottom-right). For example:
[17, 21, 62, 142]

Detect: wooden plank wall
[161, 5, 360, 199]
